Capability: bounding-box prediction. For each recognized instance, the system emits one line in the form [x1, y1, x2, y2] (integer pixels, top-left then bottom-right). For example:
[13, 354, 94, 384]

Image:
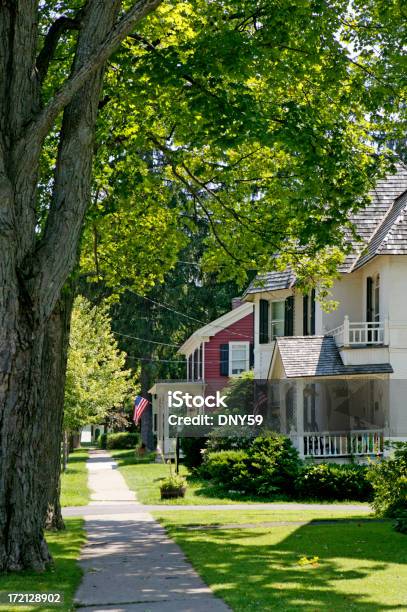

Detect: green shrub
[367, 442, 407, 517]
[296, 463, 372, 501]
[200, 450, 250, 490]
[247, 433, 301, 496]
[105, 432, 139, 449]
[394, 509, 407, 534]
[180, 437, 207, 469]
[98, 432, 107, 449]
[201, 433, 300, 497]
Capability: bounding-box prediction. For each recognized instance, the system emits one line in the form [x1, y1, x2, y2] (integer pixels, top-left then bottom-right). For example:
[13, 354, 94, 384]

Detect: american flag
[133, 395, 150, 425]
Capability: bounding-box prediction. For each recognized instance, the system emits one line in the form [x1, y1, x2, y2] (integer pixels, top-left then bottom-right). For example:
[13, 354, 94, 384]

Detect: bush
[98, 432, 107, 449]
[247, 433, 301, 496]
[180, 437, 207, 469]
[367, 442, 407, 517]
[394, 509, 407, 534]
[105, 432, 140, 449]
[199, 450, 250, 490]
[296, 463, 372, 501]
[200, 433, 300, 497]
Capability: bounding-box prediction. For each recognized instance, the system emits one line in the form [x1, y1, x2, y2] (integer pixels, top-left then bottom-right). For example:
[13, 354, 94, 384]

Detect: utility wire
[112, 329, 180, 348]
[120, 285, 254, 341]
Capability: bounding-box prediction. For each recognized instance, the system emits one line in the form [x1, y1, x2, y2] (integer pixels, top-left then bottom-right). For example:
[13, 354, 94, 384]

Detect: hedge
[199, 433, 374, 501]
[295, 463, 372, 501]
[99, 432, 140, 449]
[367, 442, 407, 517]
[200, 433, 301, 497]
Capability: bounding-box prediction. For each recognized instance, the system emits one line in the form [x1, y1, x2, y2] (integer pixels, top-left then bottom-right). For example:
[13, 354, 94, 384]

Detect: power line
[112, 329, 180, 348]
[121, 285, 254, 342]
[126, 355, 185, 364]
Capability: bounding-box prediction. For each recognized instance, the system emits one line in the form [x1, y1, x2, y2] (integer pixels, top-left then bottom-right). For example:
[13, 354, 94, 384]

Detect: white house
[244, 164, 407, 460]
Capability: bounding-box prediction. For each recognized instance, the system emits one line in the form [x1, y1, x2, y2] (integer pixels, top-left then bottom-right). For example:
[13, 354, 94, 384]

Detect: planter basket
[160, 486, 186, 499]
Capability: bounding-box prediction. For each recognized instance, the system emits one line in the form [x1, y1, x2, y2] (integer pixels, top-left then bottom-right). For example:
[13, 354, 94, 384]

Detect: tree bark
[0, 0, 166, 571]
[41, 288, 74, 531]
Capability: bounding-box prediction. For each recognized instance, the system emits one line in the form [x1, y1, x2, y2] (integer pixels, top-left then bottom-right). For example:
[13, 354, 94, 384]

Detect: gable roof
[353, 189, 407, 269]
[178, 302, 253, 356]
[270, 336, 393, 378]
[244, 164, 407, 295]
[243, 269, 295, 297]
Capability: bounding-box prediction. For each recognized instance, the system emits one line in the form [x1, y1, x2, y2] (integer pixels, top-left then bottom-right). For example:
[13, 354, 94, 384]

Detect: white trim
[178, 303, 253, 355]
[228, 341, 250, 376]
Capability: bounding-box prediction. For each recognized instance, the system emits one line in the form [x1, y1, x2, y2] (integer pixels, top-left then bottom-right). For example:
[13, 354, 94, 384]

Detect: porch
[299, 429, 384, 459]
[327, 316, 389, 347]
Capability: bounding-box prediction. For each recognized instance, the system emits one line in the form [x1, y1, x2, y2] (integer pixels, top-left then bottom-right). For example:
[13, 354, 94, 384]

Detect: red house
[179, 301, 254, 382]
[149, 300, 254, 456]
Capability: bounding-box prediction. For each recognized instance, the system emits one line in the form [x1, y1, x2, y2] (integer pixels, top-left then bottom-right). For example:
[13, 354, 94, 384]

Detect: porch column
[343, 315, 350, 347]
[296, 379, 305, 458]
[384, 316, 390, 346]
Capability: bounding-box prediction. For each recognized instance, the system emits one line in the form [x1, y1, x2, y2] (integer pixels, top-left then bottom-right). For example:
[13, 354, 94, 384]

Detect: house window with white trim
[374, 274, 380, 323]
[271, 301, 285, 339]
[229, 342, 250, 375]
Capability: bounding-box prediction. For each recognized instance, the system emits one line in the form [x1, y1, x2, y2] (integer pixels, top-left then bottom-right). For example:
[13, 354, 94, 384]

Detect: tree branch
[26, 0, 164, 147]
[36, 16, 81, 85]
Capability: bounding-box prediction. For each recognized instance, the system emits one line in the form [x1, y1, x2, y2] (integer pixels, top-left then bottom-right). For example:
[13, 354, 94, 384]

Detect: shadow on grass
[187, 473, 370, 505]
[0, 519, 85, 612]
[166, 519, 407, 611]
[190, 478, 287, 503]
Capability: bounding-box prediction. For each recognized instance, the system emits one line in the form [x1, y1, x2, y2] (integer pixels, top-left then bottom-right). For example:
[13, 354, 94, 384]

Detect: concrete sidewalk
[63, 501, 371, 517]
[74, 450, 229, 612]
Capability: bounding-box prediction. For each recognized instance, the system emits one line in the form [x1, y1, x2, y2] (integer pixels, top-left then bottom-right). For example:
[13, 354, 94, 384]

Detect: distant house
[244, 164, 407, 460]
[149, 301, 254, 456]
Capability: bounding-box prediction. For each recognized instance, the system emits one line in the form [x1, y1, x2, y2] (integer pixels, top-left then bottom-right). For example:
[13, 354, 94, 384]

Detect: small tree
[64, 296, 133, 462]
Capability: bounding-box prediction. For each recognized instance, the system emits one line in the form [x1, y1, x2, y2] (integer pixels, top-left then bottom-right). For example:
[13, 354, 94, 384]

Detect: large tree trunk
[0, 0, 162, 572]
[0, 303, 51, 570]
[42, 288, 75, 531]
[0, 1, 118, 572]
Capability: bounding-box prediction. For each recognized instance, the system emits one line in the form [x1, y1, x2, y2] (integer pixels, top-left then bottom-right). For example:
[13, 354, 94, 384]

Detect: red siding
[204, 313, 254, 383]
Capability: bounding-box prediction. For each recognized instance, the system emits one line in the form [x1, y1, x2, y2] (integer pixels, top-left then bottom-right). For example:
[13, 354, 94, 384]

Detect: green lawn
[155, 510, 407, 611]
[110, 449, 263, 505]
[110, 450, 371, 507]
[60, 449, 89, 507]
[0, 518, 85, 612]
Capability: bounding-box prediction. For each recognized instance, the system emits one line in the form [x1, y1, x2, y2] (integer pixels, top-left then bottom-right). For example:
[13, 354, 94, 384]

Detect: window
[229, 342, 249, 375]
[374, 274, 380, 322]
[271, 301, 285, 339]
[303, 290, 316, 335]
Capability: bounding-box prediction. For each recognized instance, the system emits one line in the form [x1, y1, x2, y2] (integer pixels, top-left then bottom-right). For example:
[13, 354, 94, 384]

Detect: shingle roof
[273, 336, 393, 378]
[243, 269, 295, 296]
[353, 189, 407, 268]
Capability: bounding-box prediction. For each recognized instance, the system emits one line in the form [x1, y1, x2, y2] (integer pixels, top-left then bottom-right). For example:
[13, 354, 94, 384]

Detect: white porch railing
[327, 316, 389, 347]
[303, 429, 384, 458]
